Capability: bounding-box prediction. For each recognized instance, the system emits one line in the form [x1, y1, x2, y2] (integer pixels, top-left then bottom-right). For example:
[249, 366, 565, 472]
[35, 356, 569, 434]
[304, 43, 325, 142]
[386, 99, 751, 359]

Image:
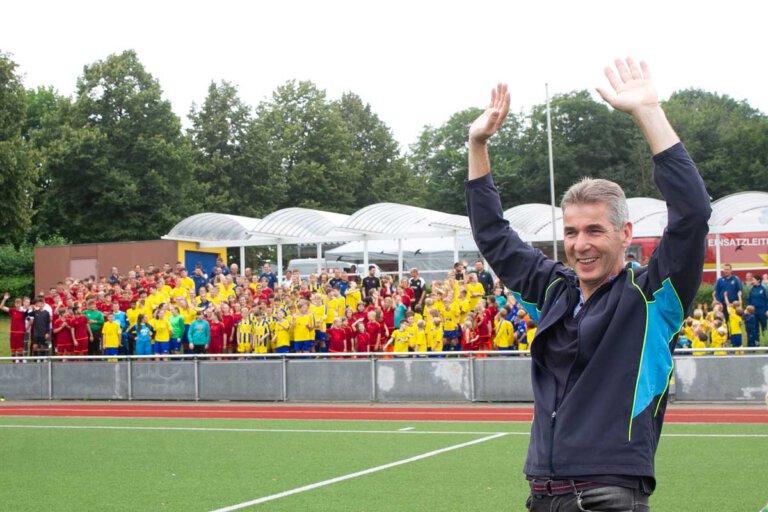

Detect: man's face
[563, 202, 631, 294]
[369, 268, 375, 277]
[723, 264, 732, 277]
[475, 261, 483, 272]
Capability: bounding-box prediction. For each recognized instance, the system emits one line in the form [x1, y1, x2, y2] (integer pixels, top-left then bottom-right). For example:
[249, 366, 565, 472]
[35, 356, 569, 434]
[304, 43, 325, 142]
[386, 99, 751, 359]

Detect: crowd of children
[1, 260, 539, 361]
[676, 297, 764, 354]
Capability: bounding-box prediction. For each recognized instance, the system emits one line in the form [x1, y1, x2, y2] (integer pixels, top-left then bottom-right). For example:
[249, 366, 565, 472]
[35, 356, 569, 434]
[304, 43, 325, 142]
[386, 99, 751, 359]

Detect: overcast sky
[3, 0, 767, 150]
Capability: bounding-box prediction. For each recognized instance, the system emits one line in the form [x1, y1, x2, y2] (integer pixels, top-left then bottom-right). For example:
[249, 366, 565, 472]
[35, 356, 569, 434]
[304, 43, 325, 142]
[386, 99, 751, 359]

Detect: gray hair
[561, 178, 628, 230]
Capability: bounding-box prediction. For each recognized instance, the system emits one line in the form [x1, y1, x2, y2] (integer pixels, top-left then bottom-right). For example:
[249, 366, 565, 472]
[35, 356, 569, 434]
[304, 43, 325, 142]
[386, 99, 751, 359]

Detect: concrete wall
[1, 355, 765, 402]
[673, 355, 768, 401]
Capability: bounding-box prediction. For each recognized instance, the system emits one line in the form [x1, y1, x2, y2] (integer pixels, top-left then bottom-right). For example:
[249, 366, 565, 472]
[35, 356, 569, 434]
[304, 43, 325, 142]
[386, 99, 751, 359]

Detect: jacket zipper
[549, 410, 556, 476]
[546, 280, 614, 477]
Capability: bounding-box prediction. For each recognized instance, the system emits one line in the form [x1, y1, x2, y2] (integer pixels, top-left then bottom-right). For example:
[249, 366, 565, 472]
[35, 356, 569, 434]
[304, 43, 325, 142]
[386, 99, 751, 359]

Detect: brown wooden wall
[34, 240, 179, 293]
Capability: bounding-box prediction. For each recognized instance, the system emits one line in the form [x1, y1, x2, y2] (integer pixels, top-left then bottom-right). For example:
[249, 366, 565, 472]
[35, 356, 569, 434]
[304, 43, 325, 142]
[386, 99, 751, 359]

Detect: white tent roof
[710, 191, 768, 228]
[165, 213, 261, 242]
[164, 191, 768, 248]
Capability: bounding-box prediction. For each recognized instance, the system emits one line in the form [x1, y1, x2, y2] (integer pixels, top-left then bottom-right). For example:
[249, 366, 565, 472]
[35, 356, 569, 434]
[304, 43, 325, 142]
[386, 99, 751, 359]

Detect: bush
[693, 283, 714, 308]
[0, 275, 34, 299]
[0, 236, 67, 300]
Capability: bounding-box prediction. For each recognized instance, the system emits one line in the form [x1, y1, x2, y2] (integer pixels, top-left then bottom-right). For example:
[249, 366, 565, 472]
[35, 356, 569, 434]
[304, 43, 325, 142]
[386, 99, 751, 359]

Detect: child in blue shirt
[129, 314, 155, 356]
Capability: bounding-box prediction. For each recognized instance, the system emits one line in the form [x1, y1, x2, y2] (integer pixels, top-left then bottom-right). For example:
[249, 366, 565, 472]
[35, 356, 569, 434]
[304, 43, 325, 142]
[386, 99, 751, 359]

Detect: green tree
[36, 50, 199, 243]
[663, 89, 768, 200]
[516, 91, 648, 205]
[334, 92, 418, 207]
[409, 107, 522, 213]
[253, 80, 358, 212]
[189, 81, 249, 214]
[0, 51, 35, 245]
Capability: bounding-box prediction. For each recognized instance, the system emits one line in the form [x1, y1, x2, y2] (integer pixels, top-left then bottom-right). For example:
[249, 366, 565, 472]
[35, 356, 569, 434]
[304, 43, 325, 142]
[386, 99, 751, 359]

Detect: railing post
[468, 352, 476, 402]
[370, 354, 377, 402]
[282, 356, 288, 402]
[127, 357, 133, 401]
[194, 356, 200, 402]
[47, 357, 53, 400]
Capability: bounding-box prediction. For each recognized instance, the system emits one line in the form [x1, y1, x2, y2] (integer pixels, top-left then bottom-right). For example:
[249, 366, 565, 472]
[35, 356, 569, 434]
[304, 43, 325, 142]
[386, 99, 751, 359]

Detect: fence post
[282, 356, 288, 402]
[370, 355, 377, 402]
[468, 353, 476, 402]
[47, 358, 53, 400]
[127, 358, 133, 401]
[194, 357, 200, 402]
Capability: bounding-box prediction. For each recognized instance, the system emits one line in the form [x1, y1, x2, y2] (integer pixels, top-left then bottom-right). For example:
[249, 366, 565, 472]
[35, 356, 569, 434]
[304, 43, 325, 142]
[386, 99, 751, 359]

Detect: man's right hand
[468, 83, 511, 145]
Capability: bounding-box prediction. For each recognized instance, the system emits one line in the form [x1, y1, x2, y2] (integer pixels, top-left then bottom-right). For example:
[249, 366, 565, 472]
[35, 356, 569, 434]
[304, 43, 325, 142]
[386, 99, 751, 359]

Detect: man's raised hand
[468, 83, 510, 145]
[597, 58, 678, 154]
[596, 58, 659, 116]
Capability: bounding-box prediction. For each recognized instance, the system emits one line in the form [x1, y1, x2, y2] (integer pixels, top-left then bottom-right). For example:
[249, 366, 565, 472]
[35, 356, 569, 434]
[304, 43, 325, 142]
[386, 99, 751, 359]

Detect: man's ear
[621, 221, 633, 249]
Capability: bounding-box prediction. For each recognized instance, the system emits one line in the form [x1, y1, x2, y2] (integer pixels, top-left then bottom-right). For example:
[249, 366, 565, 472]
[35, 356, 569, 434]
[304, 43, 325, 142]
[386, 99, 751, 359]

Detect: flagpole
[546, 83, 558, 260]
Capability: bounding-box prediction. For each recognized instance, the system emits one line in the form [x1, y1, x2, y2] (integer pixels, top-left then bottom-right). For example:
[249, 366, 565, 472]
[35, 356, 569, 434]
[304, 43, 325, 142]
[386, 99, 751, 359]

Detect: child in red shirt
[208, 312, 226, 355]
[327, 318, 348, 355]
[1, 293, 28, 358]
[354, 321, 371, 355]
[53, 307, 75, 355]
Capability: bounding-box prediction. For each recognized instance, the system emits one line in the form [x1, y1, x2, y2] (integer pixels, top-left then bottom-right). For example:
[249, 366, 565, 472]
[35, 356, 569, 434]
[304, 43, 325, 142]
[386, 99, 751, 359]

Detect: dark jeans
[88, 328, 102, 356]
[526, 486, 650, 512]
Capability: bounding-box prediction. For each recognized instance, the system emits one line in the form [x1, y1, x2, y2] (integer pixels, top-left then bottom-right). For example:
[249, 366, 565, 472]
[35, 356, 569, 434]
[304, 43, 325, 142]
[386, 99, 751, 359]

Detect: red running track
[0, 404, 766, 423]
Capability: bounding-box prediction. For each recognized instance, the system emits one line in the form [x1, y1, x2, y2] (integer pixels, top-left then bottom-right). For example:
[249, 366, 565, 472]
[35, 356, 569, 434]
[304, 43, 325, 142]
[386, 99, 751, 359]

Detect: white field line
[210, 432, 509, 512]
[398, 427, 415, 431]
[0, 424, 522, 436]
[0, 406, 534, 417]
[0, 424, 766, 438]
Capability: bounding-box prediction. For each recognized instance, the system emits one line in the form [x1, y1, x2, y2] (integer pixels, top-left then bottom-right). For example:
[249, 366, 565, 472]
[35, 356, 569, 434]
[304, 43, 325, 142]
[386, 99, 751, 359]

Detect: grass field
[0, 413, 766, 511]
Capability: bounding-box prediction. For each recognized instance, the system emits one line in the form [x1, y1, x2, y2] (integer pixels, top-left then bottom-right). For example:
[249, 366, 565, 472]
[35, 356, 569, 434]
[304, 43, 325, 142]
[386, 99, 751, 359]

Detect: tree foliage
[664, 89, 768, 199]
[34, 50, 199, 243]
[0, 52, 35, 245]
[3, 48, 768, 252]
[188, 81, 274, 217]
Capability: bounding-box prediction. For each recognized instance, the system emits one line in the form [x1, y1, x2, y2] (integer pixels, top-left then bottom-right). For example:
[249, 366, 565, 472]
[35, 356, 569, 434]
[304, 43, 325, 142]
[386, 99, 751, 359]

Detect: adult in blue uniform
[713, 263, 742, 309]
[747, 274, 768, 333]
[466, 58, 711, 511]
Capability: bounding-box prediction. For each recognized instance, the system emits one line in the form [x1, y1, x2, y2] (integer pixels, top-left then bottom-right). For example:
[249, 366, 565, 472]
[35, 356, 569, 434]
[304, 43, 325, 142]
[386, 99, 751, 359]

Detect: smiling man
[465, 59, 711, 511]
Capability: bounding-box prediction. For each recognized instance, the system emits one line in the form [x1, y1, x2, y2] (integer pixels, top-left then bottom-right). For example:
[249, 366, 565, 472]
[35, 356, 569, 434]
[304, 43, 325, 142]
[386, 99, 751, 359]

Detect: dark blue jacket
[466, 143, 710, 488]
[747, 284, 768, 313]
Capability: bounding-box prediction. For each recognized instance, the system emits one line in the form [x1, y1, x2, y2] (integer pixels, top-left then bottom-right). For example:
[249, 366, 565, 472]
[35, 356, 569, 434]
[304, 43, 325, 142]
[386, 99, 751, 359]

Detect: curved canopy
[249, 207, 349, 239]
[710, 191, 768, 228]
[505, 203, 562, 236]
[626, 197, 668, 237]
[165, 213, 261, 242]
[339, 203, 453, 236]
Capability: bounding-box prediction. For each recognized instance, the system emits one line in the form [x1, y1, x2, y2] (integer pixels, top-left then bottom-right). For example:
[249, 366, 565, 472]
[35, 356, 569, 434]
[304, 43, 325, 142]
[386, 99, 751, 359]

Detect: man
[746, 274, 768, 334]
[408, 268, 426, 310]
[466, 59, 710, 510]
[453, 262, 466, 282]
[191, 265, 207, 297]
[84, 299, 105, 356]
[713, 263, 742, 307]
[27, 297, 52, 357]
[328, 268, 344, 290]
[362, 265, 381, 299]
[259, 262, 278, 291]
[471, 259, 494, 296]
[108, 267, 120, 285]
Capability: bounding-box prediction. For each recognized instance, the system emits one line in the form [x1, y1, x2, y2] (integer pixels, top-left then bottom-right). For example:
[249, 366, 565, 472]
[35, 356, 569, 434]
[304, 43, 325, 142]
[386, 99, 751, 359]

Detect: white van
[286, 258, 381, 278]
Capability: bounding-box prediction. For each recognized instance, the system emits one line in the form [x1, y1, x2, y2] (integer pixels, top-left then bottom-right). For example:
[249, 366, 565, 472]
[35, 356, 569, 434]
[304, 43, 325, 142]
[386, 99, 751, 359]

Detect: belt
[530, 479, 603, 496]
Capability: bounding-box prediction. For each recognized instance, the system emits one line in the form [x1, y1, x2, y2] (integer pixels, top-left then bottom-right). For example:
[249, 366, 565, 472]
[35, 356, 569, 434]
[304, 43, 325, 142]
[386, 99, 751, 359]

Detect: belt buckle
[545, 479, 554, 497]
